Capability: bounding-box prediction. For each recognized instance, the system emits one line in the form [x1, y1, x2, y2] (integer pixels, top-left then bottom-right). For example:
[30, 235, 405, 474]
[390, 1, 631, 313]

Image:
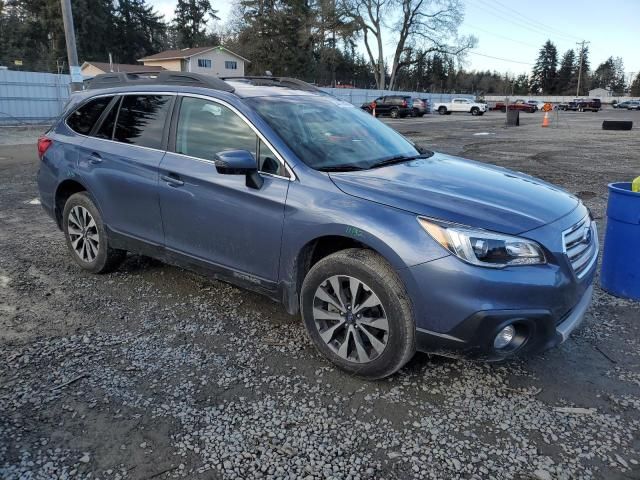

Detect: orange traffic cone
[542, 112, 550, 127]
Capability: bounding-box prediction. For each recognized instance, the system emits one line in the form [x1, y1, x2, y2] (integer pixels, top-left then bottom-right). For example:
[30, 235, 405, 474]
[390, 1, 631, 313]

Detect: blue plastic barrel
[600, 182, 640, 300]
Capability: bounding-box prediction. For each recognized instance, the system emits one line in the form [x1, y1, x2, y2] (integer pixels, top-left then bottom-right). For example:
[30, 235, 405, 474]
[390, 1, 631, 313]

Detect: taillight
[37, 137, 52, 160]
[402, 99, 408, 107]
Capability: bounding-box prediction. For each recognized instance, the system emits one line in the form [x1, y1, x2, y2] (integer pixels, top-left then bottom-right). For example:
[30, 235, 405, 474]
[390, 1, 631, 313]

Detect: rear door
[78, 93, 173, 246]
[158, 95, 290, 282]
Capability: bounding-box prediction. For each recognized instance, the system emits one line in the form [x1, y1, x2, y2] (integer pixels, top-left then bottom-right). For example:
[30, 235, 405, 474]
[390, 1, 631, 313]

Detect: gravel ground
[1, 109, 639, 480]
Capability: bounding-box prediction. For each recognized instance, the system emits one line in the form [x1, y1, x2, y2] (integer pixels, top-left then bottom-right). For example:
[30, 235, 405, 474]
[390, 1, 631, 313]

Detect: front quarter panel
[280, 171, 449, 282]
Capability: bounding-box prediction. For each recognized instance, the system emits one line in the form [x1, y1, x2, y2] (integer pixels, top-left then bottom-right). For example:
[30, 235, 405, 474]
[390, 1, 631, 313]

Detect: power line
[465, 23, 542, 49]
[471, 0, 578, 45]
[485, 0, 583, 42]
[465, 51, 535, 66]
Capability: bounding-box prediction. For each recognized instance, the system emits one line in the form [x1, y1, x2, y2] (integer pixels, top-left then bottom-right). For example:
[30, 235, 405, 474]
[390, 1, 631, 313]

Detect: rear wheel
[438, 106, 447, 115]
[62, 192, 125, 274]
[390, 108, 400, 118]
[301, 249, 415, 379]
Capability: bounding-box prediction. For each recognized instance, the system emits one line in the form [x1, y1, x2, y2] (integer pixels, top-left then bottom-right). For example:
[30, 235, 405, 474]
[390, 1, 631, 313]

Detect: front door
[158, 96, 290, 282]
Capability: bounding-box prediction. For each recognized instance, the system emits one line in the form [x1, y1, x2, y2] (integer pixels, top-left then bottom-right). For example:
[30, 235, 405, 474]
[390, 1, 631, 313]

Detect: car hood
[329, 153, 579, 234]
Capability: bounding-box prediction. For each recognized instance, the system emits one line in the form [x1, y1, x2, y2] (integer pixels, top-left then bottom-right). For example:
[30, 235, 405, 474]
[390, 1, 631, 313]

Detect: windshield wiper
[368, 152, 433, 169]
[318, 165, 367, 172]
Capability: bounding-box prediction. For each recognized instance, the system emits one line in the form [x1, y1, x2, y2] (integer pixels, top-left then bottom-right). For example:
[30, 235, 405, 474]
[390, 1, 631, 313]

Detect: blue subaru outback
[37, 72, 598, 378]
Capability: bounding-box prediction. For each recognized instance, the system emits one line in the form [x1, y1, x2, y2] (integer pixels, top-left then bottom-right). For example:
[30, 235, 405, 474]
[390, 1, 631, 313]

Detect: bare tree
[344, 0, 475, 90]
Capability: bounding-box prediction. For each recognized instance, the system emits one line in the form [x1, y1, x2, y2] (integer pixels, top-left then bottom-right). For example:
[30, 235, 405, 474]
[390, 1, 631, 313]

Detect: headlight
[418, 217, 546, 268]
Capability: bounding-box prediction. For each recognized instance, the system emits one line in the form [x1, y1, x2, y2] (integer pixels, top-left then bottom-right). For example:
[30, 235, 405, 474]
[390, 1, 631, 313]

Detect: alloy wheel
[67, 205, 100, 263]
[312, 275, 389, 363]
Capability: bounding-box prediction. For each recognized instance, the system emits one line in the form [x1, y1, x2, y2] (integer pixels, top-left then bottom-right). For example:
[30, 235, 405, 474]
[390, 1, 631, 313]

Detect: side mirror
[214, 150, 263, 189]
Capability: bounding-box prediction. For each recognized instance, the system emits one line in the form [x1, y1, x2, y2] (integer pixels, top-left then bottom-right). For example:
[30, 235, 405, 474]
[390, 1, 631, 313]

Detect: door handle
[89, 152, 102, 164]
[161, 174, 184, 187]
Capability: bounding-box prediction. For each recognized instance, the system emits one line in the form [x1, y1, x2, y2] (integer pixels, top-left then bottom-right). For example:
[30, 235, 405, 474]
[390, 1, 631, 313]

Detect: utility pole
[60, 0, 82, 91]
[575, 40, 590, 97]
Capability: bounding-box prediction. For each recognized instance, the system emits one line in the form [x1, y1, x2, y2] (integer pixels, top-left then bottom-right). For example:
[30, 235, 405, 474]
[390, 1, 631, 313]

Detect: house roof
[138, 46, 251, 64]
[81, 62, 165, 73]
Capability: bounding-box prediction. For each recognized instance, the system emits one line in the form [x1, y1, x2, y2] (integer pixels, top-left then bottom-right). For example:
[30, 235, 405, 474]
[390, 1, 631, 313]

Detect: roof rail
[222, 76, 322, 93]
[87, 71, 235, 93]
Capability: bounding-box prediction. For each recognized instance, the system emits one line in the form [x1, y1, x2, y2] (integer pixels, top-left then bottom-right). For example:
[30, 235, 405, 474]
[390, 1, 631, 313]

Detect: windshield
[246, 95, 419, 171]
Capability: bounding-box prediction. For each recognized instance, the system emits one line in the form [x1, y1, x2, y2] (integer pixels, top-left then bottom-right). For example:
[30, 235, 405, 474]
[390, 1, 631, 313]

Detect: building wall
[142, 59, 183, 72]
[186, 50, 246, 77]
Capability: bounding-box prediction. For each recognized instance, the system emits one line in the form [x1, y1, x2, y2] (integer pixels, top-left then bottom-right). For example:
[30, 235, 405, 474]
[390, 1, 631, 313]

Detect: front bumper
[414, 284, 594, 360]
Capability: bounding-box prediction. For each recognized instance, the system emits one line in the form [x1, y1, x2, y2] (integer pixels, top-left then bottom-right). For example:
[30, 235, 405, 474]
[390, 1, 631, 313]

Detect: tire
[411, 108, 419, 117]
[470, 107, 479, 116]
[300, 249, 415, 379]
[390, 108, 399, 118]
[501, 107, 506, 113]
[438, 106, 447, 115]
[62, 192, 126, 274]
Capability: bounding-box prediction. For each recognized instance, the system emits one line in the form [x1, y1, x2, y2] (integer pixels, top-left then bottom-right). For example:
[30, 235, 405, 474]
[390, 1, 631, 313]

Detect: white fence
[0, 70, 71, 125]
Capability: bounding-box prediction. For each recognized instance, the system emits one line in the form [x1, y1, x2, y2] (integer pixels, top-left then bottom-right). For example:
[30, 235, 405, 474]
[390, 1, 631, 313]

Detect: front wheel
[470, 107, 479, 116]
[63, 192, 126, 273]
[300, 249, 416, 379]
[390, 108, 399, 118]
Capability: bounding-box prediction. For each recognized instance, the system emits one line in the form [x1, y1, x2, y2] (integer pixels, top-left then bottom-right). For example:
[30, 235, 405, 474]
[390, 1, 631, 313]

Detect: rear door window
[66, 96, 114, 135]
[94, 97, 121, 140]
[114, 95, 172, 149]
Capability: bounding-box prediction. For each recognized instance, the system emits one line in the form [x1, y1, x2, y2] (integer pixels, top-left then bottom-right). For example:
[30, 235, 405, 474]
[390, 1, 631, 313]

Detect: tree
[113, 0, 168, 64]
[343, 0, 475, 90]
[574, 45, 590, 96]
[556, 49, 575, 94]
[530, 40, 558, 94]
[631, 72, 640, 97]
[593, 56, 626, 94]
[173, 0, 219, 48]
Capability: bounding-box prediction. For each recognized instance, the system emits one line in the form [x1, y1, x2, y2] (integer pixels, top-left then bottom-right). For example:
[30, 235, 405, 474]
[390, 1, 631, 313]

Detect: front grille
[562, 216, 598, 279]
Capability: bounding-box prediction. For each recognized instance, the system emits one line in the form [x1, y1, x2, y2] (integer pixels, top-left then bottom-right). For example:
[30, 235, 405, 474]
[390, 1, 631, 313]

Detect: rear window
[66, 96, 114, 135]
[114, 95, 172, 149]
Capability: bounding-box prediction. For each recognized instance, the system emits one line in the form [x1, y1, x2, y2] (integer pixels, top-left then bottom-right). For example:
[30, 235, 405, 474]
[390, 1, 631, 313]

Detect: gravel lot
[1, 109, 639, 480]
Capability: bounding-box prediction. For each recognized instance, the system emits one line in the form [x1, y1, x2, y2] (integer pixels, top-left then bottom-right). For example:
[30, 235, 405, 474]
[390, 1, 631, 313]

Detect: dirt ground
[1, 109, 639, 480]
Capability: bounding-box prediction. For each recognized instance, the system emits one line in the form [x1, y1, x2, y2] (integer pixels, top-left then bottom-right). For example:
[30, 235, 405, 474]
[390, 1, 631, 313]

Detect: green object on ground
[633, 176, 640, 193]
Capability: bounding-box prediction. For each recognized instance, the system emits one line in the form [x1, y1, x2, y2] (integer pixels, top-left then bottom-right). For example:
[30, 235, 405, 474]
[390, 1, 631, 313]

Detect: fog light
[494, 325, 515, 349]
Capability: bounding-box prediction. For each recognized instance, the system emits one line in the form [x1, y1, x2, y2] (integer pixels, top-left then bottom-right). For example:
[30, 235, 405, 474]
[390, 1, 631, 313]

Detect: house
[588, 87, 612, 98]
[138, 46, 250, 77]
[80, 61, 164, 77]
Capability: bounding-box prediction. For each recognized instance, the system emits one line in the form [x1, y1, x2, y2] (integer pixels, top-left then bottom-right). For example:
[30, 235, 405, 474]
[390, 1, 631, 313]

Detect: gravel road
[1, 109, 639, 479]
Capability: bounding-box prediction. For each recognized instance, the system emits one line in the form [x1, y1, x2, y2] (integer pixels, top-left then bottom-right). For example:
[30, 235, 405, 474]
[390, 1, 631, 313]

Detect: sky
[151, 0, 640, 80]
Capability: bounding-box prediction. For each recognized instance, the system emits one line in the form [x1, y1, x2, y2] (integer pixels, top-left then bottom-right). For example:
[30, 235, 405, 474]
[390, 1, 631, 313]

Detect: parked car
[558, 99, 601, 112]
[493, 99, 536, 113]
[37, 72, 598, 378]
[625, 100, 640, 110]
[615, 100, 632, 109]
[526, 100, 546, 111]
[432, 98, 486, 115]
[360, 95, 412, 118]
[411, 98, 429, 117]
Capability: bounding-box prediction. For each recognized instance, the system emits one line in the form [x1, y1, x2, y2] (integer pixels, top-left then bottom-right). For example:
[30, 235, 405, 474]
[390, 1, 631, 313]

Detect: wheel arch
[54, 178, 93, 229]
[281, 231, 406, 315]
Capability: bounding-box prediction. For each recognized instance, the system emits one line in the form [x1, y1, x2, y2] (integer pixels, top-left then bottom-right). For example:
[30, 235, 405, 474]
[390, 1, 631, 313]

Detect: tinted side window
[67, 96, 113, 135]
[175, 97, 257, 161]
[114, 95, 172, 149]
[94, 97, 121, 140]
